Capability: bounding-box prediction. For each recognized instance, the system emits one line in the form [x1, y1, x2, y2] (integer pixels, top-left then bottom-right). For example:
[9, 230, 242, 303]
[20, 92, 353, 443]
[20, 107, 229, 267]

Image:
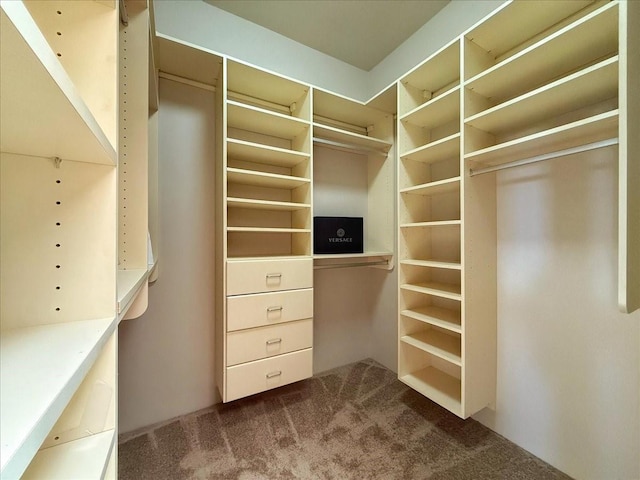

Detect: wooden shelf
[21, 430, 115, 480]
[0, 4, 116, 165]
[400, 86, 460, 129]
[227, 101, 310, 140]
[0, 317, 116, 479]
[400, 133, 460, 164]
[401, 330, 462, 366]
[117, 269, 149, 316]
[400, 367, 462, 416]
[227, 197, 311, 211]
[465, 3, 618, 102]
[313, 252, 393, 270]
[401, 259, 461, 270]
[402, 41, 460, 97]
[401, 307, 462, 334]
[465, 57, 618, 135]
[227, 168, 310, 189]
[400, 220, 461, 229]
[400, 177, 460, 197]
[400, 282, 462, 301]
[465, 110, 618, 168]
[227, 138, 310, 167]
[227, 227, 311, 233]
[313, 124, 392, 153]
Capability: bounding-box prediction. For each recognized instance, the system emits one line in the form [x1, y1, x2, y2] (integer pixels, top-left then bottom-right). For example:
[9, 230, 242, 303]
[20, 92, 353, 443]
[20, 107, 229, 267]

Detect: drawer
[227, 288, 313, 331]
[225, 348, 313, 402]
[226, 319, 313, 366]
[227, 257, 312, 295]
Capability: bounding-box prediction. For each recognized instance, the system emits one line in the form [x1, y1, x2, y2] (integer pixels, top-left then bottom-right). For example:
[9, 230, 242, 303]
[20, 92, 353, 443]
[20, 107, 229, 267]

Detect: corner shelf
[227, 167, 310, 189]
[117, 269, 150, 316]
[400, 330, 462, 366]
[400, 177, 461, 196]
[400, 133, 460, 164]
[401, 307, 462, 334]
[227, 139, 310, 168]
[227, 101, 310, 140]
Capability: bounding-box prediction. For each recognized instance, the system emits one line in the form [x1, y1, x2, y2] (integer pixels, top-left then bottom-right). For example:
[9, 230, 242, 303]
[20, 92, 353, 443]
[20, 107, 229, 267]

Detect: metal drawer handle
[266, 370, 282, 379]
[267, 306, 283, 313]
[266, 273, 282, 279]
[266, 338, 282, 345]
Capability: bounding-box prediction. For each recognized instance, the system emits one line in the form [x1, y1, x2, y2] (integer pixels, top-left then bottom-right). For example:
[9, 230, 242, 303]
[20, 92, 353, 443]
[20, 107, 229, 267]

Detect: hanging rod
[469, 138, 618, 177]
[313, 137, 388, 157]
[314, 259, 390, 270]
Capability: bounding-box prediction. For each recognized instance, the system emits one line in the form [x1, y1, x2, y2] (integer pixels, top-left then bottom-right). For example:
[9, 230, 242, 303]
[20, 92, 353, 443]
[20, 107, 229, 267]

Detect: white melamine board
[465, 57, 618, 134]
[401, 330, 462, 366]
[402, 40, 460, 93]
[0, 317, 115, 479]
[400, 177, 461, 197]
[227, 168, 310, 189]
[401, 282, 462, 301]
[465, 0, 594, 63]
[228, 101, 310, 140]
[401, 307, 462, 334]
[400, 220, 461, 228]
[400, 366, 461, 414]
[314, 89, 393, 130]
[465, 110, 619, 167]
[22, 430, 114, 480]
[227, 197, 311, 211]
[25, 0, 118, 148]
[313, 124, 392, 153]
[157, 34, 222, 87]
[117, 268, 149, 314]
[401, 259, 461, 270]
[227, 139, 309, 167]
[0, 6, 115, 165]
[227, 227, 311, 233]
[401, 133, 460, 164]
[0, 154, 117, 328]
[466, 3, 618, 102]
[228, 60, 309, 110]
[401, 86, 460, 129]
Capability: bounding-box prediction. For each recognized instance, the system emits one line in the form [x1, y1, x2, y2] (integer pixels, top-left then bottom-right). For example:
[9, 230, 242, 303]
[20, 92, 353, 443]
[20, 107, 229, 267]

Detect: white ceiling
[204, 0, 450, 71]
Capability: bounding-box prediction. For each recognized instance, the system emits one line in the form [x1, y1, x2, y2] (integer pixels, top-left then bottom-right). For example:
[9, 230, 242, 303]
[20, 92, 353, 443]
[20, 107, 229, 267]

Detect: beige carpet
[118, 359, 571, 479]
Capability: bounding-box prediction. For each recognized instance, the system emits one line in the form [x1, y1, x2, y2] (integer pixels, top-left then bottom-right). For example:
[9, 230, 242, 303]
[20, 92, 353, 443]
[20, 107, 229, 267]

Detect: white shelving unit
[0, 0, 157, 477]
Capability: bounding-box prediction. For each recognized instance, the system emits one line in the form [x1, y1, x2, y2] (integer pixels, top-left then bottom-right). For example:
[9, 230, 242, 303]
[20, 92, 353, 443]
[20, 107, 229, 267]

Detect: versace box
[314, 216, 363, 254]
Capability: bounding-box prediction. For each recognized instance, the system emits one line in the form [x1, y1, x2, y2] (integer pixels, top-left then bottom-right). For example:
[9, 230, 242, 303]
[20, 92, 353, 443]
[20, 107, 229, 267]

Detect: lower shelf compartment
[400, 367, 462, 417]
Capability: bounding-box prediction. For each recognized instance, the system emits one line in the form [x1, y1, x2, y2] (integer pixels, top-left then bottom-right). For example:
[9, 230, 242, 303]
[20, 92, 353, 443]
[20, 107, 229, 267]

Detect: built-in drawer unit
[225, 348, 313, 401]
[226, 318, 313, 366]
[227, 288, 313, 331]
[227, 257, 313, 295]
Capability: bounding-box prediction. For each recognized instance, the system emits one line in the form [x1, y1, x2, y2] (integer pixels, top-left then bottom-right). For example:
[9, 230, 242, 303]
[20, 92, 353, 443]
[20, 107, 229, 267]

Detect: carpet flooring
[118, 359, 572, 479]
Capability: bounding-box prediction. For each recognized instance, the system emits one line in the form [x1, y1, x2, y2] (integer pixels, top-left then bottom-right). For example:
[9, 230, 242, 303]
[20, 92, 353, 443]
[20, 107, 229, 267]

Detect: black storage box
[314, 217, 363, 254]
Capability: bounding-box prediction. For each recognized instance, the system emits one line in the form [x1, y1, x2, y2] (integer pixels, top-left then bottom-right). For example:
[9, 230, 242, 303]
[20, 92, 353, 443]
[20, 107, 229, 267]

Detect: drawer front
[227, 258, 313, 295]
[227, 288, 313, 331]
[226, 319, 313, 366]
[225, 348, 313, 402]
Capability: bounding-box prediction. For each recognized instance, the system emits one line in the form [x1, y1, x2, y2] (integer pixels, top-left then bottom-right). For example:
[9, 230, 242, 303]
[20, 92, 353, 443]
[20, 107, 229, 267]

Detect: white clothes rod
[314, 259, 389, 270]
[313, 137, 388, 157]
[469, 138, 619, 177]
[158, 71, 216, 92]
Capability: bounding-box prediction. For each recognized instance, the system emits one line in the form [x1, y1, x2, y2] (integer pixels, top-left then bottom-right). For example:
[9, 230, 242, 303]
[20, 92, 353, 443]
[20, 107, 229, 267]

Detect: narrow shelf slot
[227, 197, 311, 211]
[227, 168, 310, 189]
[21, 430, 115, 480]
[401, 282, 462, 301]
[227, 138, 310, 167]
[401, 330, 462, 366]
[400, 367, 462, 415]
[401, 307, 462, 334]
[400, 133, 460, 164]
[227, 101, 310, 140]
[400, 177, 461, 197]
[0, 317, 116, 479]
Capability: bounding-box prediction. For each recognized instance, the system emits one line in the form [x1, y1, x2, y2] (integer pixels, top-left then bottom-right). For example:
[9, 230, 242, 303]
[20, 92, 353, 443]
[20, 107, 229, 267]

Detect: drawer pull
[266, 370, 282, 379]
[266, 273, 282, 279]
[266, 338, 282, 345]
[266, 306, 283, 313]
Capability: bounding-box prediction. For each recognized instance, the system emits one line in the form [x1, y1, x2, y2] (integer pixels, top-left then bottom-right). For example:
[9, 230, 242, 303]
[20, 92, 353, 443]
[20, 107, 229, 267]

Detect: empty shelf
[226, 138, 309, 167]
[227, 168, 310, 189]
[400, 133, 460, 164]
[400, 220, 461, 228]
[401, 330, 462, 366]
[400, 367, 461, 416]
[228, 101, 310, 140]
[400, 177, 460, 196]
[401, 282, 462, 301]
[400, 86, 460, 129]
[227, 197, 311, 211]
[117, 269, 149, 315]
[401, 307, 462, 334]
[227, 227, 311, 233]
[401, 259, 461, 270]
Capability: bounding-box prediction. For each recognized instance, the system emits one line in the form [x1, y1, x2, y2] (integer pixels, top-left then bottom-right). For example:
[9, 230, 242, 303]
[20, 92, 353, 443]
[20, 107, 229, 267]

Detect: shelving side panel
[25, 0, 119, 149]
[0, 154, 117, 329]
[119, 1, 149, 272]
[619, 0, 640, 313]
[0, 6, 115, 165]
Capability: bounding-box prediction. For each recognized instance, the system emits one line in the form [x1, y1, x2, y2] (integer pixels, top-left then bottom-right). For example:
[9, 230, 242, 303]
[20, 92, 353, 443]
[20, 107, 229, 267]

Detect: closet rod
[469, 138, 618, 177]
[313, 137, 388, 157]
[314, 259, 389, 270]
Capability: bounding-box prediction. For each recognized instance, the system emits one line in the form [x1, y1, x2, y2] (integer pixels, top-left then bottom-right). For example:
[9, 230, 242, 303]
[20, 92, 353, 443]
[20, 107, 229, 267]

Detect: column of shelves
[225, 60, 312, 258]
[312, 88, 395, 269]
[0, 1, 119, 478]
[397, 40, 465, 417]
